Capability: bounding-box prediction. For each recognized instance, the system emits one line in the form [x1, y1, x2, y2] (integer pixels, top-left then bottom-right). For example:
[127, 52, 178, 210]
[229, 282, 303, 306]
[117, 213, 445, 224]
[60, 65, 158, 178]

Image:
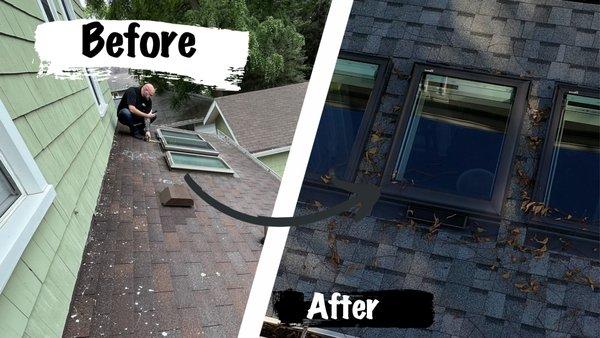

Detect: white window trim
[35, 0, 59, 21]
[58, 0, 77, 20]
[86, 74, 109, 117]
[252, 146, 291, 158]
[0, 100, 56, 293]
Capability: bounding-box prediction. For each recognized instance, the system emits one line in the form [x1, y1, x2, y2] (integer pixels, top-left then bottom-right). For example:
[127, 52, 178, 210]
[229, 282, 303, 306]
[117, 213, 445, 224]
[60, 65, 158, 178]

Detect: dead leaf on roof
[320, 175, 332, 184]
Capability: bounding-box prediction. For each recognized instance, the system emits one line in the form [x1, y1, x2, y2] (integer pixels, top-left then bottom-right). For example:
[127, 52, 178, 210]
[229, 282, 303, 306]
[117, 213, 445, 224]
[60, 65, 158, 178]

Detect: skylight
[165, 151, 235, 174]
[157, 128, 218, 156]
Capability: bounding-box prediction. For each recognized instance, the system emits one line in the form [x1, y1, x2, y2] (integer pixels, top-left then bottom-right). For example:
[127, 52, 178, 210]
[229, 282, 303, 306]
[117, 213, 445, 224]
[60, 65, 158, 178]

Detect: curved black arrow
[184, 174, 381, 227]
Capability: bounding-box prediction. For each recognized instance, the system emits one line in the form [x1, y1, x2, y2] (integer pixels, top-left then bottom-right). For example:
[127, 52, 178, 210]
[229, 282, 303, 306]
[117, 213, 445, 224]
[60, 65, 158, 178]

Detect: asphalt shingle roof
[64, 130, 279, 337]
[271, 0, 600, 336]
[215, 82, 308, 153]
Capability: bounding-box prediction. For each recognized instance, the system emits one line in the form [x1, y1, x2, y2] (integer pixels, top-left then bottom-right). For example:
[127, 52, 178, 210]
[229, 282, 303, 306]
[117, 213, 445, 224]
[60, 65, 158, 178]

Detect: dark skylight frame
[531, 83, 600, 238]
[381, 63, 530, 217]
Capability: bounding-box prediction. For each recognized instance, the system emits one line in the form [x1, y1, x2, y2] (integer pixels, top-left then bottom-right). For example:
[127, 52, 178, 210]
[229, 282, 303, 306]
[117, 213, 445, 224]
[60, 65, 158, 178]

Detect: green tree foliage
[86, 0, 329, 105]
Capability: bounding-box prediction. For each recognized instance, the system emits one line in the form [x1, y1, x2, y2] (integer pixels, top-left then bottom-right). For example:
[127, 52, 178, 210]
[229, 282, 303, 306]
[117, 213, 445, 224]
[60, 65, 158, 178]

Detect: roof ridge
[216, 81, 309, 101]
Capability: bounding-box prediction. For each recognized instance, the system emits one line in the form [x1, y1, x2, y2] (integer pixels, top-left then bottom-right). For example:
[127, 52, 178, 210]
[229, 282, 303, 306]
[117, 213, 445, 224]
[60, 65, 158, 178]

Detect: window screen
[0, 163, 20, 217]
[394, 74, 515, 200]
[166, 152, 234, 174]
[306, 58, 379, 178]
[544, 94, 599, 221]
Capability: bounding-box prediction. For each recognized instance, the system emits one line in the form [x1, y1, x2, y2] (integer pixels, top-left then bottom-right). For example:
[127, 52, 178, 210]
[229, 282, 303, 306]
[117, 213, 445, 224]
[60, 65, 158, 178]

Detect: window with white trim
[0, 99, 56, 292]
[57, 0, 108, 116]
[85, 71, 108, 116]
[59, 0, 77, 20]
[37, 0, 58, 21]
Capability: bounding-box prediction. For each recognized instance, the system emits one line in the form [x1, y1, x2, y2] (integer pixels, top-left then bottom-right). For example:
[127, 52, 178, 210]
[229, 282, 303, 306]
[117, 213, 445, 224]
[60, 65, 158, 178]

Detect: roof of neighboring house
[207, 82, 309, 153]
[64, 130, 279, 337]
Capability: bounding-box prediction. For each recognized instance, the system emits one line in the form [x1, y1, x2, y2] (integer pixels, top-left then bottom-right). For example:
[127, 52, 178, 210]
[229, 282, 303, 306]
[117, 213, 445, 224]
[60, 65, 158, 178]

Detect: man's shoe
[132, 131, 145, 140]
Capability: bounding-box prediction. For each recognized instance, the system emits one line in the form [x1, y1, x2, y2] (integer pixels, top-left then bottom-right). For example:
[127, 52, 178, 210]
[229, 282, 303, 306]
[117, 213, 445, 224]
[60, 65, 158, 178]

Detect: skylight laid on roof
[157, 127, 218, 156]
[165, 151, 235, 174]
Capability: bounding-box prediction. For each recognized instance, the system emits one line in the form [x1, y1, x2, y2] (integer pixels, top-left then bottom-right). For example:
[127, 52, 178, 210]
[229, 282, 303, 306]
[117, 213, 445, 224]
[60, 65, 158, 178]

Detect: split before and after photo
[0, 0, 599, 338]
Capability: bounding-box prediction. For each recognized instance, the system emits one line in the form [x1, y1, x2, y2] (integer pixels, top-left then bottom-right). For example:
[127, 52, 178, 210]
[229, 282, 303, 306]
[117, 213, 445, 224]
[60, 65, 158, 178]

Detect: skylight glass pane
[394, 74, 516, 199]
[171, 152, 229, 169]
[307, 58, 379, 177]
[161, 130, 200, 140]
[163, 135, 214, 150]
[545, 94, 600, 220]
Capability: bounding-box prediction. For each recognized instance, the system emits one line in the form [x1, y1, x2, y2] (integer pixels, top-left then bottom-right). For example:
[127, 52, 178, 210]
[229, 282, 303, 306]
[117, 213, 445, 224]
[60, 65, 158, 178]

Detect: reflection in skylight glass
[545, 94, 600, 220]
[394, 74, 516, 199]
[171, 152, 229, 169]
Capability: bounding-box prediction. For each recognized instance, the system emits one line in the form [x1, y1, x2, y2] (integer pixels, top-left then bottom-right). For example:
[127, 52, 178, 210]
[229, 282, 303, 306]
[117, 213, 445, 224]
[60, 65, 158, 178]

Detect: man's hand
[146, 112, 156, 119]
[144, 131, 151, 142]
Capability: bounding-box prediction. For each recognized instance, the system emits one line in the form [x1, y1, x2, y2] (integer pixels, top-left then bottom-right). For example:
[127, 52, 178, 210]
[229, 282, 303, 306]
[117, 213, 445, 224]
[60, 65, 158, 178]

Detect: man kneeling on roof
[117, 83, 156, 141]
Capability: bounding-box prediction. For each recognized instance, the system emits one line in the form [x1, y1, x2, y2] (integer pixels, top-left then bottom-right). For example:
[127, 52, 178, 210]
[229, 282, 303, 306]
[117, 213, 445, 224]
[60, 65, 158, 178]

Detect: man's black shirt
[117, 86, 152, 114]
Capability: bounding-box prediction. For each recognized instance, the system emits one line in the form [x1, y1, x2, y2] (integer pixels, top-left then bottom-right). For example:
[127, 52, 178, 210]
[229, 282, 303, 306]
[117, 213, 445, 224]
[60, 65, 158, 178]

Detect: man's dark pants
[117, 108, 156, 136]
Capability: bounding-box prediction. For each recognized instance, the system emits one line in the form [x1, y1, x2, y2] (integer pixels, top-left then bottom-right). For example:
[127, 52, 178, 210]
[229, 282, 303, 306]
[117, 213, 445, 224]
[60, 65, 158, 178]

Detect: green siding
[0, 1, 116, 336]
[257, 151, 289, 177]
[215, 114, 234, 139]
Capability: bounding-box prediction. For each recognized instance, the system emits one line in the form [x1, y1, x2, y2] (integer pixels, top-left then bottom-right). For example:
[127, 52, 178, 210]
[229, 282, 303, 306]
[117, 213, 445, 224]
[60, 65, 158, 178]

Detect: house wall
[0, 0, 116, 336]
[275, 0, 600, 336]
[215, 114, 235, 140]
[257, 151, 289, 177]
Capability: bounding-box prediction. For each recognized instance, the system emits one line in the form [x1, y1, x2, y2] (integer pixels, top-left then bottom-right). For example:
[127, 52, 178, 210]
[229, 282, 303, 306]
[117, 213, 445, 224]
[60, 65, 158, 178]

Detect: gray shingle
[402, 273, 423, 289]
[571, 9, 594, 29]
[478, 0, 501, 16]
[547, 62, 569, 80]
[533, 23, 556, 43]
[364, 34, 382, 53]
[528, 254, 549, 276]
[522, 299, 545, 327]
[517, 2, 537, 21]
[447, 0, 480, 14]
[486, 291, 506, 319]
[593, 12, 600, 30]
[532, 5, 551, 23]
[549, 7, 572, 26]
[360, 267, 384, 289]
[489, 35, 512, 54]
[543, 305, 564, 331]
[471, 14, 494, 35]
[575, 28, 596, 47]
[393, 247, 415, 274]
[420, 8, 442, 25]
[537, 42, 560, 61]
[426, 0, 447, 10]
[584, 67, 600, 88]
[447, 260, 475, 286]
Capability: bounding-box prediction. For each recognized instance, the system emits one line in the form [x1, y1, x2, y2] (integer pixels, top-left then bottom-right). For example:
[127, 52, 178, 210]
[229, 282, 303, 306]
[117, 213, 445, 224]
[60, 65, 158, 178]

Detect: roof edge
[252, 145, 291, 158]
